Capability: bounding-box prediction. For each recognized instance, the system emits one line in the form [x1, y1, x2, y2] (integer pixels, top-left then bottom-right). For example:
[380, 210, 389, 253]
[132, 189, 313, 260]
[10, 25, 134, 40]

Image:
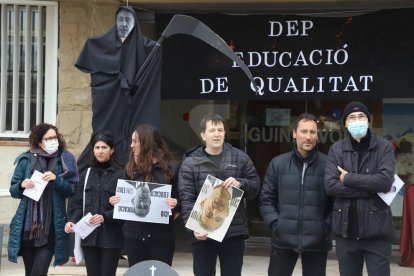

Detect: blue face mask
[347, 121, 368, 138]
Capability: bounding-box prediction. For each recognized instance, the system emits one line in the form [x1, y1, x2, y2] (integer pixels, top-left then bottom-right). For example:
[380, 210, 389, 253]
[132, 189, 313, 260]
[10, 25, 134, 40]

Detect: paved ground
[1, 251, 413, 276]
[1, 236, 413, 275]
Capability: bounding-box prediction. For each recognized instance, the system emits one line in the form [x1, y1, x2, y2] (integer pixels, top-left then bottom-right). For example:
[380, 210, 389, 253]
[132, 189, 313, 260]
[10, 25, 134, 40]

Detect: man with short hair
[178, 114, 260, 276]
[260, 113, 332, 276]
[325, 101, 396, 276]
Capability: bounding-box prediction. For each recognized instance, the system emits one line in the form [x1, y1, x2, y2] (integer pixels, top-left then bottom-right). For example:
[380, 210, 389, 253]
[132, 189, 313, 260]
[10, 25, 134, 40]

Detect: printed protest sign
[113, 179, 171, 224]
[185, 175, 244, 242]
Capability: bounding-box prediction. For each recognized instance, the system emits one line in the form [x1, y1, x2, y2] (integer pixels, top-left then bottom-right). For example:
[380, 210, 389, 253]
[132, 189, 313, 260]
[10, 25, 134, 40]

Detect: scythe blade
[133, 14, 260, 94]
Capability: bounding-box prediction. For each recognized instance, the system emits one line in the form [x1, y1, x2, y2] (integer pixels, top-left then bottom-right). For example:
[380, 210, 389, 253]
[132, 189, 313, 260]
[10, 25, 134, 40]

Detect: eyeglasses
[42, 136, 58, 142]
[346, 114, 368, 123]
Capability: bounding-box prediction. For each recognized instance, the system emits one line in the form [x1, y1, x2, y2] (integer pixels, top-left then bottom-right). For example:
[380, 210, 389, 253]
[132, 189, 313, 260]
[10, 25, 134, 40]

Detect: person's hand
[42, 171, 56, 181]
[193, 231, 208, 241]
[337, 166, 348, 183]
[222, 177, 241, 189]
[89, 214, 104, 225]
[109, 195, 120, 206]
[166, 198, 177, 209]
[64, 222, 75, 233]
[21, 179, 35, 189]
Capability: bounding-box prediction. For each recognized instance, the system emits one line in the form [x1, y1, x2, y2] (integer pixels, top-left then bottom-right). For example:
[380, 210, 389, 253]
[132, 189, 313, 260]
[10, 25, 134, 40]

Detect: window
[0, 0, 58, 138]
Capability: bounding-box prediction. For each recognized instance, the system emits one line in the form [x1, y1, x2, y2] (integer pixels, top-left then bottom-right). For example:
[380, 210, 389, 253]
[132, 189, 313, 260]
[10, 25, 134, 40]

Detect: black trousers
[21, 246, 54, 276]
[268, 247, 328, 276]
[335, 236, 391, 276]
[82, 246, 122, 276]
[124, 236, 175, 267]
[191, 236, 245, 276]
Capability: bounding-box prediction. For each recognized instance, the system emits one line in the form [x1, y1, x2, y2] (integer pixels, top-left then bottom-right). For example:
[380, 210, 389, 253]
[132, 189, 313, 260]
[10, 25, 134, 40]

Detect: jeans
[191, 236, 245, 276]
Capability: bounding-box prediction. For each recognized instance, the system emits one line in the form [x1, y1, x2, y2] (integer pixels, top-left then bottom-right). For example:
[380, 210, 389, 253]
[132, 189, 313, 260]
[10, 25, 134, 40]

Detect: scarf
[23, 148, 79, 246]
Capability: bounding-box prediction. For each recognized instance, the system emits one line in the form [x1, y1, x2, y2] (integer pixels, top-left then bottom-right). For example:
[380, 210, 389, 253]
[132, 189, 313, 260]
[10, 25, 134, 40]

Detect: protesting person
[8, 123, 78, 275]
[110, 124, 180, 266]
[65, 131, 124, 276]
[260, 113, 332, 276]
[178, 114, 260, 276]
[325, 101, 396, 276]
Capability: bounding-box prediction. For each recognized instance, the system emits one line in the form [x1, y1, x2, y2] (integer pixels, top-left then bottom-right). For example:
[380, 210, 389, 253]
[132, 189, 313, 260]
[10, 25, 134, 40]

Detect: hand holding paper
[377, 174, 405, 206]
[74, 212, 101, 239]
[23, 170, 49, 201]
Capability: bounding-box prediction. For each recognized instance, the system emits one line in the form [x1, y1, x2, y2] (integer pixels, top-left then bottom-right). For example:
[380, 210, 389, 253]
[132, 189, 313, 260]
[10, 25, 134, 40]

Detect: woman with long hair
[8, 123, 78, 276]
[110, 124, 180, 267]
[65, 131, 124, 276]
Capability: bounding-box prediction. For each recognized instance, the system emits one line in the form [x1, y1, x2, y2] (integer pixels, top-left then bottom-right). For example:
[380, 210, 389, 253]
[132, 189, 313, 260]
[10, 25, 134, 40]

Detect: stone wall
[0, 0, 160, 256]
[0, 0, 121, 257]
[58, 0, 120, 157]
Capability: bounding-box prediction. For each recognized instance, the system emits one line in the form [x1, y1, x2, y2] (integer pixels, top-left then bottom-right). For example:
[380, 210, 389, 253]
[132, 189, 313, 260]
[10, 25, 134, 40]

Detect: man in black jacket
[178, 114, 260, 276]
[260, 113, 332, 276]
[325, 101, 396, 276]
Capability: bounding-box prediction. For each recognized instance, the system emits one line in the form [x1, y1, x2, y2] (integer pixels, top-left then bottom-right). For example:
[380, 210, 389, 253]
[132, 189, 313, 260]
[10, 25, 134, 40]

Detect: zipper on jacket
[298, 162, 307, 251]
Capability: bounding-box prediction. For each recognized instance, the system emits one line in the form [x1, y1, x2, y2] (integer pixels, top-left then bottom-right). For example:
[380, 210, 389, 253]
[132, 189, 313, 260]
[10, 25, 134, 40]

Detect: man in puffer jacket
[179, 114, 260, 276]
[260, 113, 333, 276]
[325, 101, 396, 276]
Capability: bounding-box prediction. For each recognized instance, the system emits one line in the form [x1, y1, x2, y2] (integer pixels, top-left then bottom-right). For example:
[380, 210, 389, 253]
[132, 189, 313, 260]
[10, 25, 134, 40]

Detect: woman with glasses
[65, 131, 124, 276]
[109, 124, 180, 267]
[8, 123, 79, 276]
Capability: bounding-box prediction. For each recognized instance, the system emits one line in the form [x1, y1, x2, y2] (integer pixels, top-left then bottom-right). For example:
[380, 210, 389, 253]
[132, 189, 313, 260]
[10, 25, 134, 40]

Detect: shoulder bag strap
[83, 168, 91, 214]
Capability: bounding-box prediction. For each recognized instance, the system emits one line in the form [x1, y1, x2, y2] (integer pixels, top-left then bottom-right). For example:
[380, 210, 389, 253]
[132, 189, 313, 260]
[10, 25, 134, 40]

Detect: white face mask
[347, 121, 369, 139]
[44, 139, 59, 154]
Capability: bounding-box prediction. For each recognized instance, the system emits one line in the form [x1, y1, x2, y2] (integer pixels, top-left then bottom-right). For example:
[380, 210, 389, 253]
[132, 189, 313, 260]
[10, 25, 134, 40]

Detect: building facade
[1, 0, 414, 253]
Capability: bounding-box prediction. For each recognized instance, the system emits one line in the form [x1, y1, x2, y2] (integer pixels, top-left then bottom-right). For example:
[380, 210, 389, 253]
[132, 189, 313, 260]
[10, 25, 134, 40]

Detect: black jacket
[324, 131, 396, 239]
[122, 161, 180, 240]
[260, 146, 332, 252]
[178, 143, 260, 241]
[68, 165, 125, 249]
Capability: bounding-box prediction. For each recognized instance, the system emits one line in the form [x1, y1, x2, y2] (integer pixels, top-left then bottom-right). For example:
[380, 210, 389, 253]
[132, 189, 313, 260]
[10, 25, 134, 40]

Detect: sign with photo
[185, 175, 244, 242]
[113, 179, 171, 224]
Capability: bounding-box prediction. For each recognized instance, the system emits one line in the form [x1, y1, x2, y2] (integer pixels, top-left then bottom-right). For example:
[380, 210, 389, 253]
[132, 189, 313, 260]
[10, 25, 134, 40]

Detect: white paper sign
[73, 233, 84, 264]
[23, 170, 49, 201]
[113, 180, 172, 224]
[185, 175, 244, 242]
[74, 212, 101, 239]
[378, 174, 405, 206]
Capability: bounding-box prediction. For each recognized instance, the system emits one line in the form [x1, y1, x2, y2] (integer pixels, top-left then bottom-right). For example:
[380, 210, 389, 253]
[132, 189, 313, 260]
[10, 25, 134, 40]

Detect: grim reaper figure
[75, 7, 258, 173]
[75, 6, 161, 171]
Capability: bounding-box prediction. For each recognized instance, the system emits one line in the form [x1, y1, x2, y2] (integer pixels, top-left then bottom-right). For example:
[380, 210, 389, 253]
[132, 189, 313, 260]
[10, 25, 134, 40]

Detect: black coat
[260, 146, 332, 252]
[68, 165, 125, 249]
[122, 161, 180, 240]
[324, 131, 396, 239]
[178, 143, 260, 241]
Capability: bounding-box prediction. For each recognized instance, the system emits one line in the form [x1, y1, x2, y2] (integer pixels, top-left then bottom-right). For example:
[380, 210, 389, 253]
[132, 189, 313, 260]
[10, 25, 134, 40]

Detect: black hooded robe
[75, 6, 162, 171]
